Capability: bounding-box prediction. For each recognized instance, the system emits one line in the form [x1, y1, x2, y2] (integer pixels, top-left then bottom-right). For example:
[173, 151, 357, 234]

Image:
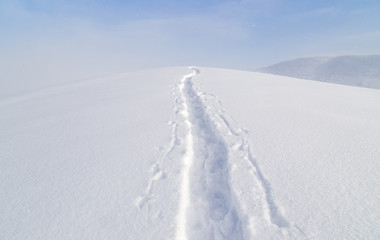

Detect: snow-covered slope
[1, 67, 379, 240]
[258, 55, 380, 89]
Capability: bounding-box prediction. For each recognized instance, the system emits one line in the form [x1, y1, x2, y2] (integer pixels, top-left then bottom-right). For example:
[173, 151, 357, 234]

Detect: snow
[176, 68, 245, 239]
[1, 66, 379, 239]
[258, 55, 380, 89]
[0, 67, 189, 239]
[198, 68, 380, 239]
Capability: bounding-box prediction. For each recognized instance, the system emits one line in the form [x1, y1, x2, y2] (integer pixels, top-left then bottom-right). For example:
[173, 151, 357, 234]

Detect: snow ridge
[258, 55, 380, 89]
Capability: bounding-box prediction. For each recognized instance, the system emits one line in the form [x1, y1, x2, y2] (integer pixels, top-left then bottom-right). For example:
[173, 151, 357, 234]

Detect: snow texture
[1, 66, 379, 239]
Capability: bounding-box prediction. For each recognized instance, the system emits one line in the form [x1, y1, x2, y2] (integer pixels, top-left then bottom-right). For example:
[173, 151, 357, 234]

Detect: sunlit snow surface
[1, 67, 379, 239]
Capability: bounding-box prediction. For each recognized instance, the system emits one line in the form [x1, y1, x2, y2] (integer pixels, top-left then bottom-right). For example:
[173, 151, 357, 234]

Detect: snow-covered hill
[258, 55, 380, 89]
[1, 67, 379, 240]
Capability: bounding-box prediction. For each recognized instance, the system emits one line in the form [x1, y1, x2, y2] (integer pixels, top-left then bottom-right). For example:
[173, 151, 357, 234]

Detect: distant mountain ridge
[258, 55, 380, 89]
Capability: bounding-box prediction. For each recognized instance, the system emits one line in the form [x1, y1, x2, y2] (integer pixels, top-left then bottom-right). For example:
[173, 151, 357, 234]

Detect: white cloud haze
[1, 0, 379, 97]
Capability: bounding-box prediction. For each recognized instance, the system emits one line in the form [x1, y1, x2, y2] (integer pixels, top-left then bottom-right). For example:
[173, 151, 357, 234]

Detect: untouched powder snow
[258, 55, 380, 89]
[1, 66, 379, 239]
[0, 67, 191, 239]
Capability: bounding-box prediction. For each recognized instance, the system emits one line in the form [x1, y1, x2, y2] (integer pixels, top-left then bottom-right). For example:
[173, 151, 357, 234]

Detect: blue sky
[1, 0, 380, 95]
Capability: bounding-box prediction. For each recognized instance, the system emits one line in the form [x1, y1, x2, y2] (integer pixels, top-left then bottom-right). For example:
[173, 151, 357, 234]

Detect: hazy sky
[1, 0, 380, 96]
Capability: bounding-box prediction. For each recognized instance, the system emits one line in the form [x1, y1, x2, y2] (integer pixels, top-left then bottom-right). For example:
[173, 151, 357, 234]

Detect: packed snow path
[136, 67, 306, 239]
[173, 68, 304, 239]
[176, 68, 244, 239]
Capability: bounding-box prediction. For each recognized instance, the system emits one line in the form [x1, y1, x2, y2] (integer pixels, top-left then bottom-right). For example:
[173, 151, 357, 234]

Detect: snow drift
[1, 67, 379, 240]
[258, 55, 380, 89]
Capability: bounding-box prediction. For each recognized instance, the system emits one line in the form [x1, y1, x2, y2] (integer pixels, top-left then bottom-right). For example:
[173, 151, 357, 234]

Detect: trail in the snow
[136, 67, 306, 239]
[175, 67, 306, 240]
[176, 72, 195, 240]
[176, 67, 245, 240]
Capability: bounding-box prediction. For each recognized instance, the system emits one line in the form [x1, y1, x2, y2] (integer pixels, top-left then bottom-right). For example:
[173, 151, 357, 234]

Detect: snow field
[0, 68, 191, 239]
[1, 66, 379, 239]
